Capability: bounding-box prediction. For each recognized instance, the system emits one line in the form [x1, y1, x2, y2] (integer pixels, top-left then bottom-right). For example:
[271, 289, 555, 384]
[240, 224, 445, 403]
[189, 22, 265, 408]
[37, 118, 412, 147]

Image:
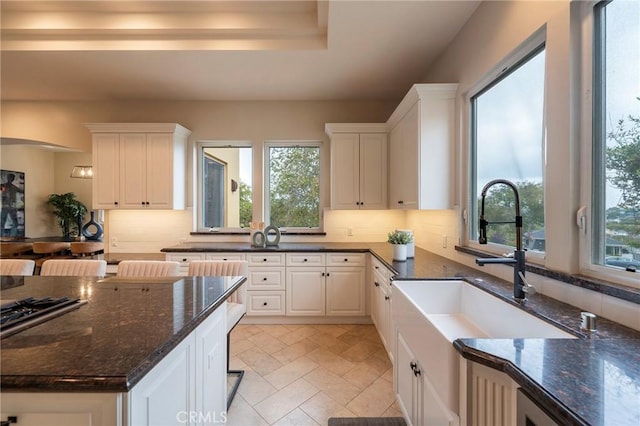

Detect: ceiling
[0, 1, 481, 102]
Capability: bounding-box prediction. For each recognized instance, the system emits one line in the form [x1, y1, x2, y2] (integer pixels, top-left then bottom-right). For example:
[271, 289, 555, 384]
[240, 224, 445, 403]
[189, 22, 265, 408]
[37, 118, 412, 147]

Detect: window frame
[263, 140, 324, 232]
[578, 0, 640, 287]
[463, 27, 547, 264]
[195, 140, 253, 232]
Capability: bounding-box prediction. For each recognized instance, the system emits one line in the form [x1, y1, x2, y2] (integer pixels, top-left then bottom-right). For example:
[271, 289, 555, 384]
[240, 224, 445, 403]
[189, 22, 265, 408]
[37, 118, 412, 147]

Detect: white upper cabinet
[326, 124, 388, 210]
[86, 123, 191, 210]
[387, 84, 457, 210]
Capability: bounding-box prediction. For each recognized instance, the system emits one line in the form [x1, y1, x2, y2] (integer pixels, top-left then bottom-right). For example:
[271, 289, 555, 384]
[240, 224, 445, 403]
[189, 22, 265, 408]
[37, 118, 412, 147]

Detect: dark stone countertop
[161, 242, 640, 425]
[0, 275, 245, 392]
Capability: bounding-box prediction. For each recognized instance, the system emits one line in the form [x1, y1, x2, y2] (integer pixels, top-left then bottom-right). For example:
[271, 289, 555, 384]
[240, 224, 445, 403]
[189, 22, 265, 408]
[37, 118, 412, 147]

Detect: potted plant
[46, 193, 87, 238]
[388, 230, 413, 262]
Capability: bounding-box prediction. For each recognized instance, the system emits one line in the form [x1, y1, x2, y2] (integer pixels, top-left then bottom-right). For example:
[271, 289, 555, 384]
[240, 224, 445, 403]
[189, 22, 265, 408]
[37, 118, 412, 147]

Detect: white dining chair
[116, 260, 180, 277]
[40, 259, 107, 276]
[0, 259, 36, 276]
[187, 260, 248, 409]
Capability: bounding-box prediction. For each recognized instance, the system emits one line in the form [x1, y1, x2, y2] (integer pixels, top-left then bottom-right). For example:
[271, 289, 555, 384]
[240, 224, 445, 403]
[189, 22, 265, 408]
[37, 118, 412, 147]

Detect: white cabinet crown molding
[386, 83, 458, 130]
[84, 123, 192, 138]
[324, 123, 388, 136]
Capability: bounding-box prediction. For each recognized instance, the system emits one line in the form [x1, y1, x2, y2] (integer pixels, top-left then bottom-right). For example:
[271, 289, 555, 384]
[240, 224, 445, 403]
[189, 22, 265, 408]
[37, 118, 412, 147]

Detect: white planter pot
[392, 243, 407, 262]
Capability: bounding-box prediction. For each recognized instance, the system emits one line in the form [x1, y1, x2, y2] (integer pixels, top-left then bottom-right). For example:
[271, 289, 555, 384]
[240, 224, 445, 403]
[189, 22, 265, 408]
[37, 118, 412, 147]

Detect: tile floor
[226, 323, 402, 425]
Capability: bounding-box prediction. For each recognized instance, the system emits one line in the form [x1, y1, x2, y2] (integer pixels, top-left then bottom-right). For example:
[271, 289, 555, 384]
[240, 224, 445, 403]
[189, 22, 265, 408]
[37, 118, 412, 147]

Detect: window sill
[455, 245, 640, 305]
[190, 230, 327, 236]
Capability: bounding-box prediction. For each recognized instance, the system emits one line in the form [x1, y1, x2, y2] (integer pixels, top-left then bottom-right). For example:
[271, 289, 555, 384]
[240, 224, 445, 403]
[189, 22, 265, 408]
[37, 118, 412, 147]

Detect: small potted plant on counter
[387, 230, 413, 262]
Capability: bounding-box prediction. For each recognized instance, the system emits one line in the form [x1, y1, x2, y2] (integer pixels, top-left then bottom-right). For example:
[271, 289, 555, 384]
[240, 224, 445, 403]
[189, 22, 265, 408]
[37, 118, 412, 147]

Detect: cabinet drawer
[247, 267, 285, 290]
[166, 253, 205, 265]
[286, 253, 325, 267]
[205, 253, 246, 261]
[246, 291, 285, 316]
[326, 253, 366, 267]
[247, 253, 286, 266]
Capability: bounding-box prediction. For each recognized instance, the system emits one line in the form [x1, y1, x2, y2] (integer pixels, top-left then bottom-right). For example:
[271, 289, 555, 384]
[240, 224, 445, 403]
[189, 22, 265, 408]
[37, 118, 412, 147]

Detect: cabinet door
[92, 133, 120, 209]
[1, 393, 120, 426]
[330, 133, 360, 209]
[395, 332, 418, 426]
[119, 133, 148, 209]
[370, 276, 381, 327]
[195, 307, 227, 422]
[286, 267, 325, 316]
[326, 267, 365, 316]
[359, 133, 388, 209]
[128, 334, 196, 426]
[389, 102, 419, 209]
[146, 133, 176, 209]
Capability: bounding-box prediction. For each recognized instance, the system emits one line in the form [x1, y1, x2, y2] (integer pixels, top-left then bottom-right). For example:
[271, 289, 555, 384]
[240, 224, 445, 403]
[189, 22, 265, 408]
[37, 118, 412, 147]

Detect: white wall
[416, 0, 577, 273]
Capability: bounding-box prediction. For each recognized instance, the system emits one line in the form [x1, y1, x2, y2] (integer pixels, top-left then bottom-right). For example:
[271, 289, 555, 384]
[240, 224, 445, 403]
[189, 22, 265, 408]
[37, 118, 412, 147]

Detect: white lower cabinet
[128, 331, 196, 426]
[247, 253, 286, 316]
[371, 257, 393, 361]
[286, 266, 326, 315]
[325, 266, 366, 316]
[286, 253, 365, 317]
[2, 306, 227, 426]
[0, 393, 120, 426]
[128, 305, 226, 426]
[461, 361, 519, 426]
[395, 331, 457, 426]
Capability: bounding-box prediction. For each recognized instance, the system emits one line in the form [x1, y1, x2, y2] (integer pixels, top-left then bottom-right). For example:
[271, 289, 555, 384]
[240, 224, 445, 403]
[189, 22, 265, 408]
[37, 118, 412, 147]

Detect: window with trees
[197, 143, 252, 230]
[265, 142, 321, 229]
[592, 0, 640, 272]
[469, 42, 546, 252]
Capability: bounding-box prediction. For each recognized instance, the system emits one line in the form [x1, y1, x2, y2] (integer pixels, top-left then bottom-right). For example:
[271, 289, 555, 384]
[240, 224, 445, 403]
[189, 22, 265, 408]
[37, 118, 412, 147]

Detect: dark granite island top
[0, 275, 245, 392]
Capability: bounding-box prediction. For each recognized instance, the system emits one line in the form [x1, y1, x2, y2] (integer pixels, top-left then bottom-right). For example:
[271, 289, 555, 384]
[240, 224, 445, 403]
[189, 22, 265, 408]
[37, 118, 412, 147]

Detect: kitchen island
[162, 242, 640, 426]
[0, 274, 245, 425]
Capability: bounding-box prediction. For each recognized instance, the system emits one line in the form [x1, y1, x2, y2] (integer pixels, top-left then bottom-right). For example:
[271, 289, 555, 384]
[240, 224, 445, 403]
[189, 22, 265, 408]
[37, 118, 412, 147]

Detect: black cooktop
[1, 297, 87, 338]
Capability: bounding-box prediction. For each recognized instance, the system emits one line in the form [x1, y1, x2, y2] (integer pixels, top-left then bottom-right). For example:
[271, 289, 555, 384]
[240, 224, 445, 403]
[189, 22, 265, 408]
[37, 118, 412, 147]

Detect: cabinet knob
[374, 281, 380, 287]
[385, 296, 390, 301]
[326, 272, 330, 277]
[114, 201, 118, 205]
[263, 258, 267, 262]
[182, 258, 187, 262]
[263, 302, 268, 306]
[344, 258, 348, 262]
[141, 201, 145, 205]
[223, 258, 228, 261]
[303, 258, 308, 262]
[146, 201, 150, 205]
[263, 277, 267, 281]
[410, 361, 417, 371]
[398, 200, 404, 204]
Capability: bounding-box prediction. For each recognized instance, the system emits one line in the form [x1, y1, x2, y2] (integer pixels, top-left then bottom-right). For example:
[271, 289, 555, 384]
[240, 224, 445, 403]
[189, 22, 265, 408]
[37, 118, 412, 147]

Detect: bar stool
[32, 242, 71, 274]
[71, 241, 104, 258]
[0, 242, 33, 257]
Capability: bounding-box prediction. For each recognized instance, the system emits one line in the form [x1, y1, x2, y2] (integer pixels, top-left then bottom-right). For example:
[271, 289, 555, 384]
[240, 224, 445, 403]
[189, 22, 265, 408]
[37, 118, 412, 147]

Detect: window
[469, 42, 546, 252]
[265, 142, 321, 229]
[592, 0, 640, 272]
[197, 143, 252, 230]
